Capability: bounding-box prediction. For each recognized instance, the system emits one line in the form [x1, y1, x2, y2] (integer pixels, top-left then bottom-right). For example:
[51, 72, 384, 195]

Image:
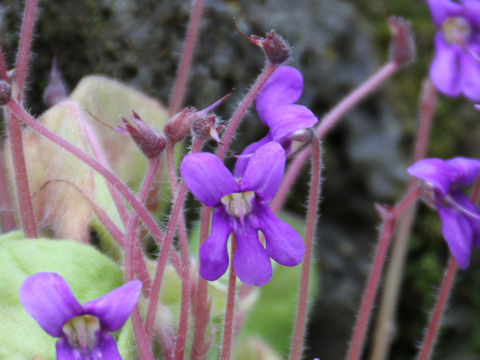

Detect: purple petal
[20, 272, 83, 337]
[199, 207, 232, 281]
[460, 52, 480, 101]
[449, 190, 480, 247]
[255, 202, 305, 266]
[407, 158, 454, 197]
[90, 333, 122, 360]
[425, 0, 463, 27]
[56, 339, 82, 360]
[437, 201, 473, 269]
[265, 104, 318, 142]
[240, 142, 285, 201]
[446, 157, 480, 185]
[233, 223, 272, 286]
[180, 153, 239, 207]
[463, 0, 480, 29]
[233, 134, 273, 178]
[256, 66, 303, 123]
[429, 33, 462, 97]
[83, 280, 141, 332]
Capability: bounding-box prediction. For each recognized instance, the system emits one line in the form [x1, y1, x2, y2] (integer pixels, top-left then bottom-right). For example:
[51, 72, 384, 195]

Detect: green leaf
[0, 232, 125, 360]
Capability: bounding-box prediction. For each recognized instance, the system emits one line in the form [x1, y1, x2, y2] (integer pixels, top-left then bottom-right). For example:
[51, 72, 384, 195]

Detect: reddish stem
[7, 100, 166, 246]
[417, 257, 458, 360]
[132, 307, 156, 360]
[346, 190, 419, 360]
[272, 61, 400, 213]
[0, 46, 8, 81]
[168, 0, 205, 116]
[290, 138, 322, 360]
[221, 240, 237, 360]
[190, 207, 213, 360]
[15, 0, 38, 105]
[6, 110, 38, 237]
[216, 63, 278, 160]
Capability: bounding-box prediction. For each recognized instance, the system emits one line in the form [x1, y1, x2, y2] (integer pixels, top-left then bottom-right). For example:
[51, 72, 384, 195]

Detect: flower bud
[117, 111, 166, 159]
[388, 16, 415, 66]
[43, 59, 68, 107]
[0, 80, 12, 105]
[164, 108, 197, 143]
[192, 114, 224, 142]
[250, 30, 291, 65]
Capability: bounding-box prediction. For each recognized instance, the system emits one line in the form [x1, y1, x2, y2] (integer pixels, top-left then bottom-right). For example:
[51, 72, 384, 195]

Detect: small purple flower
[426, 0, 480, 100]
[234, 66, 318, 176]
[408, 157, 480, 268]
[20, 272, 142, 359]
[180, 142, 305, 286]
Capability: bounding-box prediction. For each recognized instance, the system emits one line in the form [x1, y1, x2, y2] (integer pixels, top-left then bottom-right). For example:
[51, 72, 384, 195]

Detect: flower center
[62, 314, 100, 353]
[442, 16, 471, 45]
[221, 191, 255, 218]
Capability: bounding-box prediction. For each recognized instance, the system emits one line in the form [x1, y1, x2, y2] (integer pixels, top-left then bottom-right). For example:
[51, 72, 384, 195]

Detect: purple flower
[426, 0, 480, 100]
[20, 272, 142, 359]
[234, 66, 318, 176]
[180, 142, 305, 286]
[408, 157, 480, 268]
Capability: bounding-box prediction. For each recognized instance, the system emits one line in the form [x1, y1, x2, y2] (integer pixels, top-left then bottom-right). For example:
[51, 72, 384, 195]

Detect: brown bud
[192, 114, 224, 142]
[164, 108, 197, 142]
[388, 16, 415, 66]
[250, 30, 291, 65]
[0, 80, 12, 105]
[118, 111, 166, 159]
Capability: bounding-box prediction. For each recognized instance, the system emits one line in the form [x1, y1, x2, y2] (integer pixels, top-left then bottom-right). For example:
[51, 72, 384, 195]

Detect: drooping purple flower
[408, 157, 480, 268]
[425, 0, 480, 100]
[20, 272, 142, 359]
[180, 142, 305, 286]
[234, 66, 318, 176]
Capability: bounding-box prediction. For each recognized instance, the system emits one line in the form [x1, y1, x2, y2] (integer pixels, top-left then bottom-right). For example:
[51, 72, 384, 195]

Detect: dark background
[2, 1, 480, 359]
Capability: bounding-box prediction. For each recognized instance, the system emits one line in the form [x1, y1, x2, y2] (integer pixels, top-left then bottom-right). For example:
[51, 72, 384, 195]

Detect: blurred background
[1, 0, 480, 359]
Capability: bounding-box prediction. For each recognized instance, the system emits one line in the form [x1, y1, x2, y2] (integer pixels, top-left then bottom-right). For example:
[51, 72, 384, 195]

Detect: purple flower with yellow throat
[408, 157, 480, 268]
[426, 0, 480, 100]
[20, 272, 141, 359]
[180, 142, 305, 286]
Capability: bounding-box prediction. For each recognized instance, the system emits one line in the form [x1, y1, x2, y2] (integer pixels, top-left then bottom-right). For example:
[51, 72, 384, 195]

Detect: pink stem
[7, 100, 166, 246]
[0, 46, 8, 80]
[272, 61, 400, 213]
[15, 0, 38, 105]
[168, 0, 205, 116]
[346, 190, 420, 360]
[221, 240, 237, 360]
[290, 137, 322, 360]
[216, 63, 278, 160]
[6, 110, 38, 237]
[369, 78, 437, 360]
[417, 257, 458, 360]
[132, 307, 156, 360]
[190, 207, 213, 360]
[0, 149, 16, 231]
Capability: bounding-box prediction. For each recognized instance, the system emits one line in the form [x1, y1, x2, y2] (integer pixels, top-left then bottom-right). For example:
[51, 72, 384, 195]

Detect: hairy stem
[290, 137, 322, 360]
[369, 78, 437, 360]
[216, 63, 278, 160]
[221, 240, 237, 360]
[168, 0, 205, 116]
[346, 190, 419, 360]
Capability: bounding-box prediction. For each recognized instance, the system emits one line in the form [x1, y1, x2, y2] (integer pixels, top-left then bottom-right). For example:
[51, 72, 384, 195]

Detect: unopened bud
[117, 111, 166, 159]
[164, 108, 197, 143]
[237, 24, 290, 64]
[0, 80, 12, 105]
[192, 114, 224, 142]
[388, 16, 415, 66]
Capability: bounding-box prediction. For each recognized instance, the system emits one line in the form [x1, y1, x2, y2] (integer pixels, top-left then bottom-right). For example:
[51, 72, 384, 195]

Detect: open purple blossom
[234, 66, 318, 176]
[425, 0, 480, 100]
[408, 157, 480, 269]
[180, 142, 305, 286]
[19, 272, 142, 359]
